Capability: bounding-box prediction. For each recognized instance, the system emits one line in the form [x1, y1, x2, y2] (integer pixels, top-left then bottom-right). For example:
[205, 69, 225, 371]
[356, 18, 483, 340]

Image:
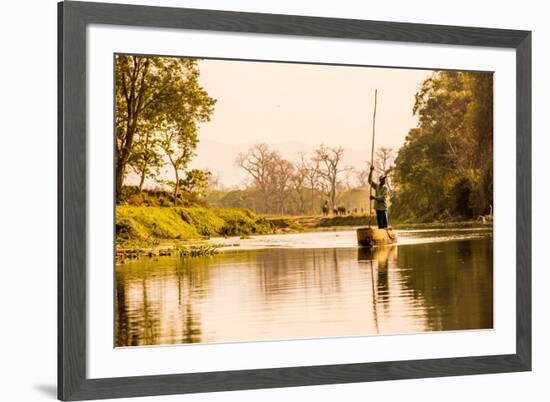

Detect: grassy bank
[266, 214, 492, 231]
[116, 207, 491, 263]
[116, 205, 272, 245]
[117, 207, 491, 245]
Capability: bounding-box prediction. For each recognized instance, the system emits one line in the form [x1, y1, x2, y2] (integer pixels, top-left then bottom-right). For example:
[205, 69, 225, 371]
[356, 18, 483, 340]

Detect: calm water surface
[116, 228, 493, 347]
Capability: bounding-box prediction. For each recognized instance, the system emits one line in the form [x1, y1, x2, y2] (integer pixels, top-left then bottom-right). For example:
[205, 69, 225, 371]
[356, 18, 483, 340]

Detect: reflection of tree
[329, 249, 343, 296]
[396, 239, 493, 332]
[174, 263, 202, 344]
[115, 256, 214, 346]
[115, 271, 129, 347]
[117, 276, 160, 346]
[115, 237, 494, 345]
[140, 277, 157, 345]
[181, 302, 201, 344]
[255, 248, 345, 303]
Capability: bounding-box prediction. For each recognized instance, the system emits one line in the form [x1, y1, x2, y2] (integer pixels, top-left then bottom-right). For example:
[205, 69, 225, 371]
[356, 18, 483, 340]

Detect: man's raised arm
[368, 165, 377, 189]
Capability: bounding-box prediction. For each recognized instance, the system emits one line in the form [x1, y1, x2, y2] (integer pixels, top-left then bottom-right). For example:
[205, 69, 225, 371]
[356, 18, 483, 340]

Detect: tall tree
[313, 145, 346, 210]
[115, 56, 151, 199]
[356, 166, 369, 188]
[303, 155, 320, 213]
[392, 71, 493, 221]
[375, 147, 394, 175]
[292, 154, 312, 214]
[158, 122, 197, 204]
[271, 157, 295, 215]
[236, 144, 278, 213]
[339, 168, 356, 210]
[115, 55, 215, 200]
[127, 130, 163, 193]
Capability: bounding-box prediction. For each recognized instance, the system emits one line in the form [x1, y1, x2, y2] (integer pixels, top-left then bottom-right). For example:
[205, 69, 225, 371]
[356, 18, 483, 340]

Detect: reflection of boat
[357, 244, 397, 263]
[357, 244, 397, 334]
[356, 226, 397, 247]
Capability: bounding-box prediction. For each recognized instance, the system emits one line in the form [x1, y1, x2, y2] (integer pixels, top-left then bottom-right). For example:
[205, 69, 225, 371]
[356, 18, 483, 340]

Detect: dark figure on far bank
[322, 200, 330, 216]
[368, 165, 389, 229]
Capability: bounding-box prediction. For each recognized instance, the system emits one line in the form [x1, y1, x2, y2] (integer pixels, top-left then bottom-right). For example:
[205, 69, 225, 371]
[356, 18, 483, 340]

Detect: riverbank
[116, 205, 273, 263]
[116, 205, 271, 244]
[116, 205, 492, 263]
[265, 214, 493, 232]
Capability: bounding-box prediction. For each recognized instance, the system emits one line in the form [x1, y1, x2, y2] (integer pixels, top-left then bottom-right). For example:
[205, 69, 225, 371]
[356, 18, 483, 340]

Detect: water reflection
[358, 246, 398, 319]
[116, 231, 493, 347]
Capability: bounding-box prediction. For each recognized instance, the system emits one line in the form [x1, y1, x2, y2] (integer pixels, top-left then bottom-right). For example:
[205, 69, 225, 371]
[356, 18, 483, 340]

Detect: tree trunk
[138, 133, 151, 194]
[262, 189, 269, 214]
[330, 178, 336, 210]
[115, 110, 137, 200]
[138, 166, 146, 193]
[173, 168, 180, 206]
[116, 57, 150, 202]
[115, 162, 126, 201]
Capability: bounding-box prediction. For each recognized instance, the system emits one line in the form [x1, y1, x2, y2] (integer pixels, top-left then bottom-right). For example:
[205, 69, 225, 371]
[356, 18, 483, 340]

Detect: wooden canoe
[356, 226, 397, 247]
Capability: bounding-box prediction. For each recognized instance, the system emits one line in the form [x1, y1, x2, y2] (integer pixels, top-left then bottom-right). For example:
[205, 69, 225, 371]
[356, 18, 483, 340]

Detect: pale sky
[128, 58, 433, 188]
[190, 59, 432, 187]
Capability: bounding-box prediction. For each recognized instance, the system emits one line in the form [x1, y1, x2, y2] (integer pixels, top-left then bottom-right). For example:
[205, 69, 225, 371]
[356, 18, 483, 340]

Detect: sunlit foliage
[115, 55, 216, 201]
[391, 71, 493, 222]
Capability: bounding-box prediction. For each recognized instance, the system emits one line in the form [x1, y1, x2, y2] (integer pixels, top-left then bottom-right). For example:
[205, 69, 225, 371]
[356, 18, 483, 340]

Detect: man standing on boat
[368, 165, 389, 229]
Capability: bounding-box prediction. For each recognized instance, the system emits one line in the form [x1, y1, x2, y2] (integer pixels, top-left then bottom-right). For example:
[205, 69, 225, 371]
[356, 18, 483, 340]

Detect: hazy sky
[128, 58, 433, 188]
[188, 59, 432, 187]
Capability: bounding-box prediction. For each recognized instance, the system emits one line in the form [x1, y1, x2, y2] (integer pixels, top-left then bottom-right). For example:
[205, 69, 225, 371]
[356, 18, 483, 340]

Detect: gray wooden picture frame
[58, 1, 532, 400]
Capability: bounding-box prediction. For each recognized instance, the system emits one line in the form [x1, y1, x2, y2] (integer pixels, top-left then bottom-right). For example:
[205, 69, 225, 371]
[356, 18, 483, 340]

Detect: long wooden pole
[369, 258, 380, 334]
[369, 89, 378, 226]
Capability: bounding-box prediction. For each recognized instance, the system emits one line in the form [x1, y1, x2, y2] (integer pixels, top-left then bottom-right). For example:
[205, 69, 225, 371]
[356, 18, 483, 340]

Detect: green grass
[116, 206, 492, 248]
[116, 205, 272, 244]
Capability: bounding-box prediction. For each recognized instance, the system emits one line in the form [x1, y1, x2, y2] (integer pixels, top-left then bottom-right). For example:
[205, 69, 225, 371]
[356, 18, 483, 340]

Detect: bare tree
[356, 167, 369, 188]
[375, 147, 394, 175]
[313, 145, 346, 210]
[340, 167, 356, 211]
[271, 158, 295, 215]
[292, 154, 309, 214]
[302, 155, 320, 214]
[207, 171, 223, 191]
[236, 143, 278, 213]
[356, 147, 394, 190]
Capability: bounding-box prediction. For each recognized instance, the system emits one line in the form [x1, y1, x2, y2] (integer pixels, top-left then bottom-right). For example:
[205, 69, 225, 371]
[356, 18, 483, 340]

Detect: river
[115, 228, 493, 347]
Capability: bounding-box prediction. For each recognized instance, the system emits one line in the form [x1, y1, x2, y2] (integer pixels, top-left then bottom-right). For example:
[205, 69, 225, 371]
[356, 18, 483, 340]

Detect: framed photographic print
[58, 1, 531, 400]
